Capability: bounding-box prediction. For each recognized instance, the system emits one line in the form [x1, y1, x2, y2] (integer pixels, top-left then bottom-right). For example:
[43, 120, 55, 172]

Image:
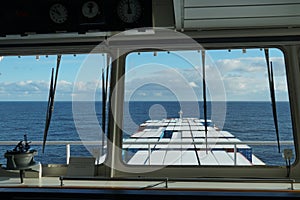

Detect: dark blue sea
[0, 101, 294, 166]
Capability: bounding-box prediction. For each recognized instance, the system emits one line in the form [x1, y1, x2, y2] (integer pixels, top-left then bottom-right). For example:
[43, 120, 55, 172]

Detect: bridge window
[122, 48, 294, 167]
[0, 54, 108, 165]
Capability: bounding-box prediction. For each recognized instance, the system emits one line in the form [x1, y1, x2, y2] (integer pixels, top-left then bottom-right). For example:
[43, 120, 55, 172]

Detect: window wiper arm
[202, 50, 208, 154]
[264, 49, 280, 153]
[42, 55, 61, 153]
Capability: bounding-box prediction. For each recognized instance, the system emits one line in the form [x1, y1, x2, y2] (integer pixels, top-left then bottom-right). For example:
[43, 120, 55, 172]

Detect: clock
[82, 1, 100, 19]
[49, 3, 68, 24]
[117, 0, 142, 24]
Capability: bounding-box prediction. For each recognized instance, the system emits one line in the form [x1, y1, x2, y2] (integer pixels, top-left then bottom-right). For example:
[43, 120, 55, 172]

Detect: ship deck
[124, 118, 265, 166]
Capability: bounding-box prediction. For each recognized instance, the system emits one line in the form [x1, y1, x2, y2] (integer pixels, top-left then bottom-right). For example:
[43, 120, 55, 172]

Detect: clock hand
[52, 9, 60, 16]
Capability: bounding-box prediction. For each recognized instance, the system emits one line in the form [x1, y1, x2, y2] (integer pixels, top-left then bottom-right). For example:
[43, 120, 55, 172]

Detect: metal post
[291, 179, 294, 190]
[165, 178, 168, 188]
[19, 170, 24, 184]
[234, 144, 237, 166]
[148, 143, 151, 165]
[66, 144, 70, 164]
[106, 50, 126, 177]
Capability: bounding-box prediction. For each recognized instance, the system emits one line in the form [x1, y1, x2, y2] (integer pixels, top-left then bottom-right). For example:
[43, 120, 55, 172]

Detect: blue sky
[0, 48, 289, 101]
[125, 48, 288, 102]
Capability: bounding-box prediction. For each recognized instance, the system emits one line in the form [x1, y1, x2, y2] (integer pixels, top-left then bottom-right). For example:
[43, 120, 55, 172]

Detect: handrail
[59, 176, 296, 190]
[0, 141, 103, 145]
[0, 140, 294, 165]
[0, 140, 294, 145]
[123, 140, 294, 145]
[122, 140, 294, 166]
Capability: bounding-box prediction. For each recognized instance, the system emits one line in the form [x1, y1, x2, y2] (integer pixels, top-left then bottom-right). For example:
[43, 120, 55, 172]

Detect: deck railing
[122, 140, 294, 165]
[0, 140, 294, 165]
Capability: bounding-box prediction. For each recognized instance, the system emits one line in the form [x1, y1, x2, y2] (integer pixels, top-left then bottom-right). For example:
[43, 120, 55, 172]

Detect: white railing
[0, 140, 294, 164]
[0, 141, 103, 164]
[123, 140, 294, 165]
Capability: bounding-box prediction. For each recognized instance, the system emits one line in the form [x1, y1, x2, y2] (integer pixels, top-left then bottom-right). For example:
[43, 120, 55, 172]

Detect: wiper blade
[43, 68, 54, 153]
[202, 50, 208, 154]
[42, 55, 61, 153]
[264, 49, 280, 153]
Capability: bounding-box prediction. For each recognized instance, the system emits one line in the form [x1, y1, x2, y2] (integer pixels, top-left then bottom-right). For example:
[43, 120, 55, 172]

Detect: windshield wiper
[42, 55, 61, 153]
[202, 50, 208, 154]
[264, 49, 280, 153]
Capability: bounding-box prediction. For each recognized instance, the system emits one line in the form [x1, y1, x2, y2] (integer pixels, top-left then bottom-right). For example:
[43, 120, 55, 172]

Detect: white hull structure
[124, 118, 265, 166]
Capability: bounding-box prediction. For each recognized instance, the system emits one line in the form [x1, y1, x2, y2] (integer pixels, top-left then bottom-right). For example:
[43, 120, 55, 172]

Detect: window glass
[123, 48, 294, 166]
[0, 54, 107, 164]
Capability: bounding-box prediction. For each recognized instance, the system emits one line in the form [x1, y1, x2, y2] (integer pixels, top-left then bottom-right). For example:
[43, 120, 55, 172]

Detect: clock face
[117, 0, 142, 24]
[49, 3, 68, 24]
[82, 1, 100, 19]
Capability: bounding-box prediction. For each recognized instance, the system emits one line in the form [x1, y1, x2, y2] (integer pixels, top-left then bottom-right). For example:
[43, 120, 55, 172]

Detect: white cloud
[124, 55, 288, 101]
[276, 79, 288, 92]
[0, 52, 288, 101]
[0, 80, 48, 100]
[224, 76, 267, 94]
[215, 57, 285, 78]
[154, 92, 163, 96]
[124, 67, 202, 101]
[0, 79, 104, 101]
[189, 82, 198, 88]
[216, 57, 265, 75]
[138, 92, 147, 96]
[206, 56, 287, 101]
[73, 80, 101, 92]
[59, 80, 72, 86]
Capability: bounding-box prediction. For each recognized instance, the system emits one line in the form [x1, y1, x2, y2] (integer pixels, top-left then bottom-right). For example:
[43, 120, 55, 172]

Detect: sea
[0, 101, 294, 166]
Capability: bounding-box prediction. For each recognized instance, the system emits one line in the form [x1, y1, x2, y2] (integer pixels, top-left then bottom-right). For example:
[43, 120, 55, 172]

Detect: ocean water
[0, 101, 294, 166]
